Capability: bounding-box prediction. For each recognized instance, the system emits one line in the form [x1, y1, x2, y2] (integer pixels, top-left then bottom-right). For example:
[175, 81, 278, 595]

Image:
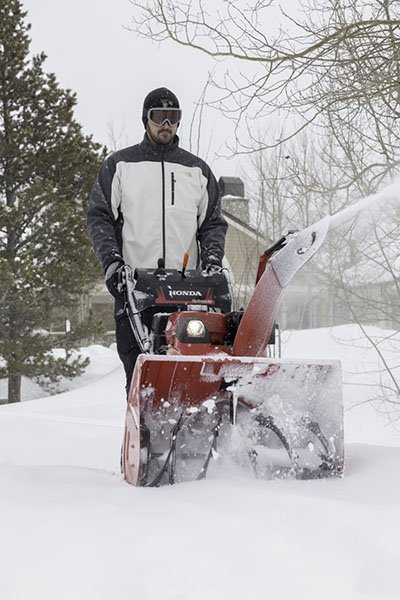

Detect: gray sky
[22, 0, 241, 178]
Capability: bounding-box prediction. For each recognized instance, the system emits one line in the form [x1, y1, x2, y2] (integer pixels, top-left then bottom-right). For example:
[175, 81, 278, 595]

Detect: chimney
[218, 176, 250, 223]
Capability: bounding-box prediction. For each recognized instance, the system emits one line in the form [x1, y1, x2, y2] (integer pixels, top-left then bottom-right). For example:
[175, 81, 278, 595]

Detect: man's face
[146, 119, 178, 145]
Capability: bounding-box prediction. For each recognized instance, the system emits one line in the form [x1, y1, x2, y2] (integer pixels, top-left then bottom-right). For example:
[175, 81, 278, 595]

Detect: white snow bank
[1, 446, 400, 600]
[0, 343, 120, 402]
[1, 324, 400, 600]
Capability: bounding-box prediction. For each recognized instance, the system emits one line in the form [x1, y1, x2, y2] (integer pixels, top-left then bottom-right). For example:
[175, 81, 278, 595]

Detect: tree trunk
[8, 372, 21, 403]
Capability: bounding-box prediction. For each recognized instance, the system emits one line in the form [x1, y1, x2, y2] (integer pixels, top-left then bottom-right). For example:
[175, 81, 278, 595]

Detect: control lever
[181, 252, 189, 278]
[154, 257, 166, 277]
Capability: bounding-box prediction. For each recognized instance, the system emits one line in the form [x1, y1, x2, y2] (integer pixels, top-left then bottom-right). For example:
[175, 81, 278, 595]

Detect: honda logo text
[168, 290, 203, 298]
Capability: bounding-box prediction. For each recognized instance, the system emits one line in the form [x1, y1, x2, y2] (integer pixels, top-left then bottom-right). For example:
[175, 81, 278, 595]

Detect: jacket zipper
[171, 172, 175, 205]
[161, 149, 166, 262]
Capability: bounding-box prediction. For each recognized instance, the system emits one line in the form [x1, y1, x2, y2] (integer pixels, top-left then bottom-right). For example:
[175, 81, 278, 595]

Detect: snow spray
[329, 179, 400, 230]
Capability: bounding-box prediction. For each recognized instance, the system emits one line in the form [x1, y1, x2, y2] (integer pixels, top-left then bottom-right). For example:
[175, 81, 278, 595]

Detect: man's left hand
[203, 263, 223, 275]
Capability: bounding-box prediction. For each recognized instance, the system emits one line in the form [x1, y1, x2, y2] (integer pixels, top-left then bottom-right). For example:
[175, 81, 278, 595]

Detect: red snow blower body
[122, 217, 344, 486]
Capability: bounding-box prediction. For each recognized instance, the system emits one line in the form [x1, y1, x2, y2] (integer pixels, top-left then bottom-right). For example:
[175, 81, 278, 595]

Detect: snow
[329, 179, 400, 230]
[1, 327, 400, 600]
[0, 344, 120, 401]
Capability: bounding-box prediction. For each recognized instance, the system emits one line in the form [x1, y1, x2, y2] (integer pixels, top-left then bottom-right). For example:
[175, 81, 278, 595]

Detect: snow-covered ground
[1, 325, 400, 600]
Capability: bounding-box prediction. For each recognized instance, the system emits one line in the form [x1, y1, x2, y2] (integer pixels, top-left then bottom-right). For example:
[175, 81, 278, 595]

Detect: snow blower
[121, 217, 344, 486]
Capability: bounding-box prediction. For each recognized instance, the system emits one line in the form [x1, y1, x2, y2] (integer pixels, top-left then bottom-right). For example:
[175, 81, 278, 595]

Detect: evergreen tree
[0, 0, 106, 402]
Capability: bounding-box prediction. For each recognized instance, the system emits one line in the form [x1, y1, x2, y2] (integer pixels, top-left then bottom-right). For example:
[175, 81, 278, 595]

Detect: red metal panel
[232, 264, 284, 356]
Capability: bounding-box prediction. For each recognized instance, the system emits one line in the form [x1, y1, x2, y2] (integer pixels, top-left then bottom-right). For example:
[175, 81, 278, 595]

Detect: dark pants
[115, 314, 141, 397]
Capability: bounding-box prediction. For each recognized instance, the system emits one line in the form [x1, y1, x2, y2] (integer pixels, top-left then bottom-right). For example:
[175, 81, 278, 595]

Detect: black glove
[202, 261, 223, 275]
[105, 260, 125, 299]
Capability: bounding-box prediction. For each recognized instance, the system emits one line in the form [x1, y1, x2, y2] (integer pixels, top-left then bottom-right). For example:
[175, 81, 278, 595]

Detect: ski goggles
[147, 108, 182, 126]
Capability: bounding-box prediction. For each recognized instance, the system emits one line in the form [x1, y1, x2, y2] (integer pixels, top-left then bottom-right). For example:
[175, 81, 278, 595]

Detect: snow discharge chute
[121, 216, 344, 486]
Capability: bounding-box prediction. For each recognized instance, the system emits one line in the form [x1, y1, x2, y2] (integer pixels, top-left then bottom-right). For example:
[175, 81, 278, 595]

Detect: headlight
[185, 319, 206, 338]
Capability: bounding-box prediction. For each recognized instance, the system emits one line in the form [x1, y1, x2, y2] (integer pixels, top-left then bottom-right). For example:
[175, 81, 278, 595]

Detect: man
[87, 87, 228, 393]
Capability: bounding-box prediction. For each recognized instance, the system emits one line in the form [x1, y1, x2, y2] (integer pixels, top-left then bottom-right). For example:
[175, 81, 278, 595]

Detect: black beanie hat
[142, 87, 180, 127]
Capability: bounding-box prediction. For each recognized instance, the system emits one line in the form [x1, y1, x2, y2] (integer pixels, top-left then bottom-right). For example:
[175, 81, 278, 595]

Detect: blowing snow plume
[329, 180, 400, 230]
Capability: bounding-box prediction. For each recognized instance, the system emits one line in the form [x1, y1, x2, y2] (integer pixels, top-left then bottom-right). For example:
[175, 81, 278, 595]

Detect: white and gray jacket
[87, 134, 227, 274]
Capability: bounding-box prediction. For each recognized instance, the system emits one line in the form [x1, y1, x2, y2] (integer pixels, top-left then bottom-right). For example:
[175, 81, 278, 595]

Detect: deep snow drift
[1, 326, 400, 600]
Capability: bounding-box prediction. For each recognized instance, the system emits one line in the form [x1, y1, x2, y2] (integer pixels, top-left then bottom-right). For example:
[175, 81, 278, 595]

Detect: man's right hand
[105, 260, 126, 299]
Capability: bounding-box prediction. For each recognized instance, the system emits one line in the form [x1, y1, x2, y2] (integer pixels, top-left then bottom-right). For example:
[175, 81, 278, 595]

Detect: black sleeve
[87, 156, 123, 272]
[197, 168, 228, 268]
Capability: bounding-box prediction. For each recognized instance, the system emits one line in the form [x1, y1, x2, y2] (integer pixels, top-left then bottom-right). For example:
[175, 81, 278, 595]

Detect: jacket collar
[140, 133, 180, 157]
